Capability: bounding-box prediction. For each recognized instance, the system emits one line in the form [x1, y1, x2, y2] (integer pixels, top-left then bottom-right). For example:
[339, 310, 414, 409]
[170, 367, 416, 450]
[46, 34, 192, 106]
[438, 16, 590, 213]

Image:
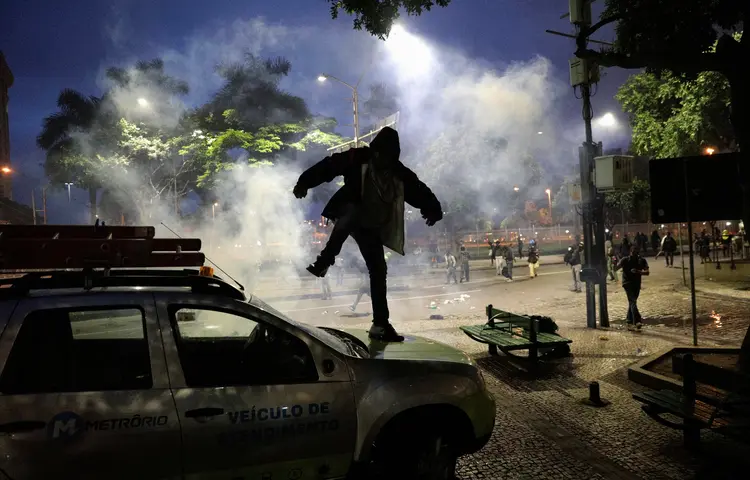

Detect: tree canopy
[326, 0, 451, 38]
[616, 68, 735, 158]
[578, 1, 747, 147]
[37, 56, 348, 222]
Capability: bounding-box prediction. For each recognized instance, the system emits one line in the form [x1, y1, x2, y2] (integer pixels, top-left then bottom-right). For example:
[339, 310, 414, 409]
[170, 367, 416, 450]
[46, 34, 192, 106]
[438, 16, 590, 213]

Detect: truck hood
[335, 328, 474, 365]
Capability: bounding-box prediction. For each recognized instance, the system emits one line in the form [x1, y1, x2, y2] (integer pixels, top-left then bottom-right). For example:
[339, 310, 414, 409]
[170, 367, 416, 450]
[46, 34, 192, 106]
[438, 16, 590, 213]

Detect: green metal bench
[633, 353, 749, 448]
[459, 304, 572, 364]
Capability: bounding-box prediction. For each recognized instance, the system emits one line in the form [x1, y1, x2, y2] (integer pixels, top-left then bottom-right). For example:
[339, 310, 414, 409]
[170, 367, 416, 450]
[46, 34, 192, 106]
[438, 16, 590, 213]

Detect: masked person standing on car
[293, 127, 443, 342]
[615, 245, 650, 331]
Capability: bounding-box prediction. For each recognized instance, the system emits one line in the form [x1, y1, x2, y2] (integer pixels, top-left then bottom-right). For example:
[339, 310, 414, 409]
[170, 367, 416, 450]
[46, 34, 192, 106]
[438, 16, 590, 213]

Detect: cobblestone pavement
[307, 263, 750, 479]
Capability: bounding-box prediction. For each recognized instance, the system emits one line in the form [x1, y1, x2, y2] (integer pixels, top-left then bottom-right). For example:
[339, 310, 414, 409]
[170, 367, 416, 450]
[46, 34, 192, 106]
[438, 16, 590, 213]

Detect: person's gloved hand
[293, 184, 307, 199]
[422, 209, 443, 227]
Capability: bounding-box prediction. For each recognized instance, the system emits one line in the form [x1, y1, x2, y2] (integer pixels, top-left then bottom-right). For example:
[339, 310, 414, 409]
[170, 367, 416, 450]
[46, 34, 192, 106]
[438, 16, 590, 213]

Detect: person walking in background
[662, 231, 677, 267]
[334, 256, 345, 286]
[503, 244, 514, 282]
[564, 241, 583, 292]
[619, 234, 631, 258]
[527, 240, 539, 278]
[517, 238, 524, 259]
[606, 237, 618, 283]
[615, 245, 649, 331]
[349, 258, 371, 313]
[651, 230, 660, 256]
[429, 238, 439, 268]
[320, 275, 332, 300]
[445, 250, 458, 284]
[488, 239, 500, 267]
[459, 244, 471, 283]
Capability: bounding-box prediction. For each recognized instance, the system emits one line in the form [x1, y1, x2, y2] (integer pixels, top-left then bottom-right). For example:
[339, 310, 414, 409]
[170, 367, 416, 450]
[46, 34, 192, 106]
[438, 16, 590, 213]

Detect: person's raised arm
[293, 151, 357, 198]
[397, 163, 443, 226]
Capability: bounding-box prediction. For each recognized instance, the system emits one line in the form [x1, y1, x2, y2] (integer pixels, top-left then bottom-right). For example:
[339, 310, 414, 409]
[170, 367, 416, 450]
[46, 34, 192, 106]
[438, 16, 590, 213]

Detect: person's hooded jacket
[295, 127, 442, 255]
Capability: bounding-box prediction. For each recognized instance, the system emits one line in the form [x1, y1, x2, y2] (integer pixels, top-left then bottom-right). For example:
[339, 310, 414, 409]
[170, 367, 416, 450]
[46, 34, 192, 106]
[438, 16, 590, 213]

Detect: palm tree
[37, 88, 103, 223]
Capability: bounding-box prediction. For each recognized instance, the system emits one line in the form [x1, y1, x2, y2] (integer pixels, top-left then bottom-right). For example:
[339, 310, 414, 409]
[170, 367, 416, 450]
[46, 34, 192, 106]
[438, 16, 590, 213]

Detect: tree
[362, 82, 399, 127]
[577, 2, 747, 151]
[326, 0, 452, 38]
[195, 55, 309, 134]
[615, 49, 736, 158]
[36, 89, 109, 222]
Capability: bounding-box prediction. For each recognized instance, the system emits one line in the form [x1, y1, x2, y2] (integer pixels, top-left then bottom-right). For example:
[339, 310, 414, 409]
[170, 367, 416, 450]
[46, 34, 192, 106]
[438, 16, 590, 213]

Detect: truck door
[156, 293, 357, 479]
[0, 294, 181, 479]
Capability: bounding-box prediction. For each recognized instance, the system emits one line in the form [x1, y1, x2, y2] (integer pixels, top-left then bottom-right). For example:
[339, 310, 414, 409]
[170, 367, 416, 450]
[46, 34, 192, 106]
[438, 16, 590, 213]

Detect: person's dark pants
[665, 251, 674, 266]
[351, 228, 389, 326]
[461, 262, 470, 282]
[623, 283, 642, 325]
[318, 205, 356, 266]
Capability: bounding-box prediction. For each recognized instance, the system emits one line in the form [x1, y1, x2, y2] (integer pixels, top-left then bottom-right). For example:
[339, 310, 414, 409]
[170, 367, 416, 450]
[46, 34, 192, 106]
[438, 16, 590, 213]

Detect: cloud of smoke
[77, 13, 582, 298]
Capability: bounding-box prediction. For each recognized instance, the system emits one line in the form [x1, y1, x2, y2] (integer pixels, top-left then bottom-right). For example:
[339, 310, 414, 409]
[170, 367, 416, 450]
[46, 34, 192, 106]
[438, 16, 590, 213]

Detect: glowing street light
[537, 131, 543, 135]
[1, 166, 10, 174]
[545, 188, 552, 223]
[704, 146, 716, 155]
[599, 112, 617, 128]
[212, 202, 219, 220]
[317, 73, 361, 146]
[137, 98, 149, 107]
[513, 186, 520, 192]
[64, 182, 73, 203]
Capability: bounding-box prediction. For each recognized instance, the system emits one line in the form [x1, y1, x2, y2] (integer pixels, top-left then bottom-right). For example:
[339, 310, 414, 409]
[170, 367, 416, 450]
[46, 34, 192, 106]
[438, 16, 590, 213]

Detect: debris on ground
[599, 336, 609, 341]
[430, 314, 444, 320]
[322, 310, 328, 315]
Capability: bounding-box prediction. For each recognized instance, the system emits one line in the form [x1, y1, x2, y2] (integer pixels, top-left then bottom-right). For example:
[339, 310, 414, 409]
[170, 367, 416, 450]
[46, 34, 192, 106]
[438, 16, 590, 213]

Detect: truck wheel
[371, 428, 458, 480]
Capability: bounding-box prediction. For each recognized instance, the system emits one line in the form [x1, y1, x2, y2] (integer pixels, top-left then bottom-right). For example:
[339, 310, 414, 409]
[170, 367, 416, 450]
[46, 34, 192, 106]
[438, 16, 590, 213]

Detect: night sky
[0, 0, 632, 223]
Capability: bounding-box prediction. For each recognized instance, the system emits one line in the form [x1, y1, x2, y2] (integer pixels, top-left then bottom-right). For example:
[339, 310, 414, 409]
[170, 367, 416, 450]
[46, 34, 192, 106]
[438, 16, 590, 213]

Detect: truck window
[0, 308, 152, 395]
[170, 307, 318, 388]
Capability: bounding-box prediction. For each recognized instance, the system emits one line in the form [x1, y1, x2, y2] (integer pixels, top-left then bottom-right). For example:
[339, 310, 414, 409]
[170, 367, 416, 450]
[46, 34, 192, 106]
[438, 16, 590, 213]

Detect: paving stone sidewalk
[325, 269, 750, 479]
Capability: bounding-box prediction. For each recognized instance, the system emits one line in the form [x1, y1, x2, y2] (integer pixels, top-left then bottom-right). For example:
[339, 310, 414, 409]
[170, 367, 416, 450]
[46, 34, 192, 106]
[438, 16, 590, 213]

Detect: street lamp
[212, 202, 219, 220]
[317, 73, 362, 147]
[137, 98, 149, 107]
[64, 182, 73, 203]
[704, 146, 716, 155]
[0, 166, 10, 174]
[513, 186, 520, 192]
[599, 112, 616, 128]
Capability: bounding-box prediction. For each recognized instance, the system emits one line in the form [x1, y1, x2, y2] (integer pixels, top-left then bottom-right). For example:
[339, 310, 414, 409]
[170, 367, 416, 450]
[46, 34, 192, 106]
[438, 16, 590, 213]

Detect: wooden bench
[459, 304, 572, 365]
[633, 353, 750, 448]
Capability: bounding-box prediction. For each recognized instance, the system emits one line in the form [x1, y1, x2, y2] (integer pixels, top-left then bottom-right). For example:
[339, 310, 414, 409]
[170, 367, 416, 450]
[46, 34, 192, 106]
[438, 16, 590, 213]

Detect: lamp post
[318, 74, 362, 147]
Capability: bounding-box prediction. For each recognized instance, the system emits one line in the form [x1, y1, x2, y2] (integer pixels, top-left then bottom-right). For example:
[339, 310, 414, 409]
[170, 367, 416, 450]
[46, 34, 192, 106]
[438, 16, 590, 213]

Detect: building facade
[0, 51, 13, 200]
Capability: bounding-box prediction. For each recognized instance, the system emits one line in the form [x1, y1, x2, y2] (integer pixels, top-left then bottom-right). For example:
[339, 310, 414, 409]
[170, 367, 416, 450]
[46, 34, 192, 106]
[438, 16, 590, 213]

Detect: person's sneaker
[369, 324, 405, 342]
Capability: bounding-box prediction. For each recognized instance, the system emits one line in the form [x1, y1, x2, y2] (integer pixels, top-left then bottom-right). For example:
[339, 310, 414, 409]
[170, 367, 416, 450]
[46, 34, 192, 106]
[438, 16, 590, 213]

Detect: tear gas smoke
[373, 27, 573, 227]
[75, 16, 579, 297]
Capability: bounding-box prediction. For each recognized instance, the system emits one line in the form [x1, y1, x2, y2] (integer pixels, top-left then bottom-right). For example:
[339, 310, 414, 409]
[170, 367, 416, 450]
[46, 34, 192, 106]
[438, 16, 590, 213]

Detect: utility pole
[42, 186, 47, 225]
[31, 189, 36, 225]
[30, 188, 47, 225]
[548, 0, 612, 328]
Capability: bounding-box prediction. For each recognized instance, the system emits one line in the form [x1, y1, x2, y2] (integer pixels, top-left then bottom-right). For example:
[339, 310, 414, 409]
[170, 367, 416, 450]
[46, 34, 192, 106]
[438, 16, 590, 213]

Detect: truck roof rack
[0, 224, 204, 270]
[0, 269, 246, 300]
